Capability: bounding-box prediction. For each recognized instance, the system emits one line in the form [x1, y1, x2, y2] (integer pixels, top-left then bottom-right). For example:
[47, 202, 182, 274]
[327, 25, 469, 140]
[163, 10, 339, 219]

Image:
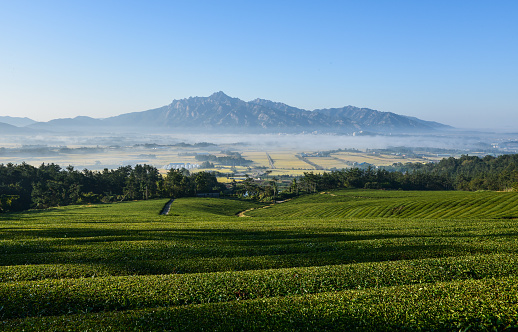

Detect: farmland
[0, 135, 472, 178]
[1, 190, 518, 330]
[331, 150, 432, 166]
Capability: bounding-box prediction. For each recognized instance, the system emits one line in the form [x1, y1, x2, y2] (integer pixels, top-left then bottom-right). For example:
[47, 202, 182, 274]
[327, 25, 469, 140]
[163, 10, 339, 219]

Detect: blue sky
[1, 1, 517, 129]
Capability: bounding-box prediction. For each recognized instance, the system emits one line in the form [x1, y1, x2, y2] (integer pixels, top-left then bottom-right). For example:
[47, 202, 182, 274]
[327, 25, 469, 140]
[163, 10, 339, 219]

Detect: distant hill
[28, 116, 103, 131]
[248, 98, 357, 130]
[102, 92, 450, 133]
[102, 92, 356, 132]
[0, 122, 34, 134]
[21, 92, 452, 134]
[313, 106, 449, 132]
[0, 116, 36, 127]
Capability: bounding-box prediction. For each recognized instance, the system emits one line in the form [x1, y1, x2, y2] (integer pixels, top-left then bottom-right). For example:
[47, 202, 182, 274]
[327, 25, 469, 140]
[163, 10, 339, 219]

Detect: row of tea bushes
[1, 253, 517, 320]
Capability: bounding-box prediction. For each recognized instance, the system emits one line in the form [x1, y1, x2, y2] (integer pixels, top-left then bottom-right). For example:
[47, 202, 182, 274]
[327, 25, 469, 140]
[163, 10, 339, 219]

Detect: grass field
[1, 190, 518, 330]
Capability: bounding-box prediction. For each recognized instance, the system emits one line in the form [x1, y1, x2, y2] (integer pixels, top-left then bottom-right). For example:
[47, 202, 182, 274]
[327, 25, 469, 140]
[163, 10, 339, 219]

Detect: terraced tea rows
[247, 189, 518, 219]
[4, 277, 516, 331]
[1, 191, 517, 330]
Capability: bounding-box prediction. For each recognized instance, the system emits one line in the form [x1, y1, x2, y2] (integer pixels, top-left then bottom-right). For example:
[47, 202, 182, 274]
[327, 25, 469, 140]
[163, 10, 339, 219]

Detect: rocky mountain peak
[22, 92, 451, 134]
[208, 91, 232, 101]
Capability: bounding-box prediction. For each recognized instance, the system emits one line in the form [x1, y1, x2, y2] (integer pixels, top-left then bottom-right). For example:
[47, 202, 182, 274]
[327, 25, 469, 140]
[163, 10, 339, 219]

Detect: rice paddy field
[0, 143, 443, 179]
[240, 152, 271, 168]
[1, 189, 518, 331]
[305, 157, 345, 169]
[266, 152, 313, 170]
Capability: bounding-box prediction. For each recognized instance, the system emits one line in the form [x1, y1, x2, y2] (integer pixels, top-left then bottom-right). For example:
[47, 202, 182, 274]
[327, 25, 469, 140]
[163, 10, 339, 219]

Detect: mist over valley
[1, 92, 517, 174]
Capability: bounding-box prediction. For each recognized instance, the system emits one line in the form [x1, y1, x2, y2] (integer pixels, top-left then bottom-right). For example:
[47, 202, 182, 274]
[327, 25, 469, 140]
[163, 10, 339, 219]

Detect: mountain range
[1, 92, 451, 134]
[0, 116, 37, 128]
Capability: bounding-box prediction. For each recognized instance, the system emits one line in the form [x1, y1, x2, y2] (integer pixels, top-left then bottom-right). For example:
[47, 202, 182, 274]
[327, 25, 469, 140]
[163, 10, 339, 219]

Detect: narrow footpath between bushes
[238, 199, 290, 217]
[160, 199, 175, 215]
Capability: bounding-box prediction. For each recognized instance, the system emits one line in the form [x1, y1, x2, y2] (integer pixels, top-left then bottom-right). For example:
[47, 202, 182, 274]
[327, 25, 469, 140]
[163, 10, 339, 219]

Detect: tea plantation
[1, 190, 517, 331]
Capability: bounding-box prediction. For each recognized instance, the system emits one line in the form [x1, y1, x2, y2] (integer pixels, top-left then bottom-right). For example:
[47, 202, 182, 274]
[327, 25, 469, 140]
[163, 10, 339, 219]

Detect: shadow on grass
[0, 226, 505, 274]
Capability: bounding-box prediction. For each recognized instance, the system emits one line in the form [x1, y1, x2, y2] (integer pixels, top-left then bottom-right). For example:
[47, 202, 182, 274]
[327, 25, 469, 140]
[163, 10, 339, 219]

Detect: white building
[163, 163, 200, 170]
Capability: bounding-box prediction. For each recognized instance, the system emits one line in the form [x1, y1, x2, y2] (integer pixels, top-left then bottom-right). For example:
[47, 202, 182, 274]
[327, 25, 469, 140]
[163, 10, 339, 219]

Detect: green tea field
[1, 190, 518, 331]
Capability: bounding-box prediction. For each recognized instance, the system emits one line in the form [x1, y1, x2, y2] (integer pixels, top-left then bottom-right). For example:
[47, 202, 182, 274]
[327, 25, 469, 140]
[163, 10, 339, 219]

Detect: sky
[1, 1, 517, 129]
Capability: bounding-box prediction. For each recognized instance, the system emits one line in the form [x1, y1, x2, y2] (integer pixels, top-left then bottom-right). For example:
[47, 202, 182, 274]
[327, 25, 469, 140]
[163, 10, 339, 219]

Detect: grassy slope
[1, 191, 518, 330]
[247, 189, 518, 219]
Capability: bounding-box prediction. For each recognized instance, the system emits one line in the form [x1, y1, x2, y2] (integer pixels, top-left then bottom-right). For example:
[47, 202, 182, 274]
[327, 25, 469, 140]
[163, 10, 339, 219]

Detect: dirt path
[160, 199, 175, 215]
[266, 152, 276, 169]
[238, 199, 290, 217]
[320, 191, 336, 196]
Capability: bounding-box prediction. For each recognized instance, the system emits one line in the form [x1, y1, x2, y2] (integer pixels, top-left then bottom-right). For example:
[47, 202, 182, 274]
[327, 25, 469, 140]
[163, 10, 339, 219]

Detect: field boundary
[295, 154, 324, 170]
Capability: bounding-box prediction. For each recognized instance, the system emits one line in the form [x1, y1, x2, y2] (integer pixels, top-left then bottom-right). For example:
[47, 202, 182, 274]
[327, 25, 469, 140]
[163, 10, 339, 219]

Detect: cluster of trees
[386, 154, 518, 191]
[200, 161, 215, 168]
[293, 154, 518, 194]
[2, 154, 518, 213]
[230, 176, 282, 201]
[195, 152, 252, 166]
[162, 169, 222, 198]
[290, 168, 453, 194]
[0, 163, 224, 212]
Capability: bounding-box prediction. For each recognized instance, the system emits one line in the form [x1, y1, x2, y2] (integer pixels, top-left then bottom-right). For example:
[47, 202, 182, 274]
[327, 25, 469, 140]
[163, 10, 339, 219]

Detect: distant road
[266, 153, 276, 169]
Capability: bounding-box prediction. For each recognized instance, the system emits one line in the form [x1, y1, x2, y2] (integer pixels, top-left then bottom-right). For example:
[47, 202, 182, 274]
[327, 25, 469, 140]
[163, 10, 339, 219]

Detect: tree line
[194, 152, 252, 166]
[0, 163, 224, 212]
[291, 154, 518, 194]
[384, 154, 518, 191]
[2, 154, 518, 213]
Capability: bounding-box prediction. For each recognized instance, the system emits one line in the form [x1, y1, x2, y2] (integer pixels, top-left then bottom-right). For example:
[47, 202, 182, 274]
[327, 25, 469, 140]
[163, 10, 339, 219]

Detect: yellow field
[304, 157, 347, 169]
[241, 152, 270, 167]
[216, 177, 235, 183]
[1, 144, 438, 177]
[267, 152, 312, 170]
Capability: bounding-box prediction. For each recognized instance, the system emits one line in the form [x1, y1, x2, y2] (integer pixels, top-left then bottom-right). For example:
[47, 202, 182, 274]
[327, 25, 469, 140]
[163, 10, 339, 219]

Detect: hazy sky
[1, 1, 517, 129]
